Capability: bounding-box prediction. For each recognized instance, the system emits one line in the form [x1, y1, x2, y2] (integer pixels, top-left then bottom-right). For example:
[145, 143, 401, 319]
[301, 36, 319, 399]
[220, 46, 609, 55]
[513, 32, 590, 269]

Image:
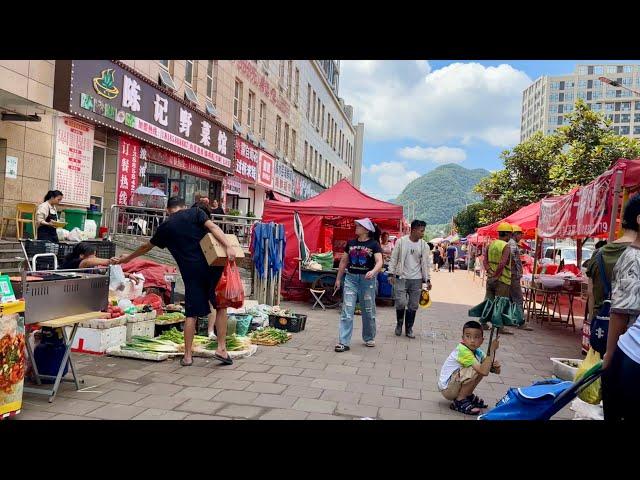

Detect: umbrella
[293, 211, 310, 270]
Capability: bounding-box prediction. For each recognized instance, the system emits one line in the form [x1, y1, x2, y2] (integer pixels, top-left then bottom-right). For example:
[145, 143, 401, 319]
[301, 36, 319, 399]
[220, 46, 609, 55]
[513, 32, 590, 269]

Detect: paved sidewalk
[16, 269, 582, 420]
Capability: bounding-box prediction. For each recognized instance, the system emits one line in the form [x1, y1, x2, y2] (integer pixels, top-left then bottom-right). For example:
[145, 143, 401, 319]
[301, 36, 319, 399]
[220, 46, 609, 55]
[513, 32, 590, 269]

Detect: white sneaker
[364, 340, 375, 347]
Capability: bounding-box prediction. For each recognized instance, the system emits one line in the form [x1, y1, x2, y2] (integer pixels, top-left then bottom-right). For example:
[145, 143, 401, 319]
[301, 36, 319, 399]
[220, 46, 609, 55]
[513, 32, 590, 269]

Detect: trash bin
[86, 210, 103, 227]
[62, 209, 87, 231]
[23, 212, 34, 238]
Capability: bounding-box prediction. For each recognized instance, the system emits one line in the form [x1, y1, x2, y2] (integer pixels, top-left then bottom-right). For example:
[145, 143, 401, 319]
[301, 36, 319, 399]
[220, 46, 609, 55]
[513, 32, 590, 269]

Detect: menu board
[53, 117, 94, 206]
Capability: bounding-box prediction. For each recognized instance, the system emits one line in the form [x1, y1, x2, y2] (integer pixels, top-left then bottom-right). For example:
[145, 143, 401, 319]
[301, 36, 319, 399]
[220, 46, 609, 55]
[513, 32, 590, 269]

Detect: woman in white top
[380, 231, 393, 263]
[36, 190, 63, 243]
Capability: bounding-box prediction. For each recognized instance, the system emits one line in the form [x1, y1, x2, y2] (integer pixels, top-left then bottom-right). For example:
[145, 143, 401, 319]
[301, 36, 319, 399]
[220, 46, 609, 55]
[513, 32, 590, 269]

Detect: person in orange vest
[482, 222, 514, 334]
[509, 224, 533, 331]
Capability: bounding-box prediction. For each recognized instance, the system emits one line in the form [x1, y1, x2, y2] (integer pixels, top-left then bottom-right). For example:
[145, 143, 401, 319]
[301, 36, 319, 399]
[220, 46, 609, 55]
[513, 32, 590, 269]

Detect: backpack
[589, 251, 611, 357]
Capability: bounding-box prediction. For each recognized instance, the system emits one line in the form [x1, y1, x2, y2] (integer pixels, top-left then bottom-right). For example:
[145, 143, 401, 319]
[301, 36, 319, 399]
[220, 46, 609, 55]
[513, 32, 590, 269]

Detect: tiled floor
[16, 269, 582, 420]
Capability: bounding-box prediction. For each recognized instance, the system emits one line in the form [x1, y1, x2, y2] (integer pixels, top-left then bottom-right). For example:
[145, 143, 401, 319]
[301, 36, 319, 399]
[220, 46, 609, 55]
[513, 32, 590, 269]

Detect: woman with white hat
[334, 218, 383, 352]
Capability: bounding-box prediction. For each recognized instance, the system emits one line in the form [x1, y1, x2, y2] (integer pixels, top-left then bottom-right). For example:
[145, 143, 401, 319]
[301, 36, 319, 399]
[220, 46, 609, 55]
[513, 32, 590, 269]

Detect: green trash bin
[23, 212, 34, 238]
[86, 210, 103, 227]
[63, 208, 87, 231]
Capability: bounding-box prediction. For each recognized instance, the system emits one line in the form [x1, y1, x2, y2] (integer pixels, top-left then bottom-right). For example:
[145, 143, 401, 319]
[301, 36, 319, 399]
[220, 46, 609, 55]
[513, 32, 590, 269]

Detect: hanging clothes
[252, 223, 267, 280]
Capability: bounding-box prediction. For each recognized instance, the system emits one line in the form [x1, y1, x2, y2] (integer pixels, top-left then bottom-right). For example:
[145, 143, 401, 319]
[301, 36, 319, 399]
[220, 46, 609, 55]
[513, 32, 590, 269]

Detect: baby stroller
[479, 362, 603, 420]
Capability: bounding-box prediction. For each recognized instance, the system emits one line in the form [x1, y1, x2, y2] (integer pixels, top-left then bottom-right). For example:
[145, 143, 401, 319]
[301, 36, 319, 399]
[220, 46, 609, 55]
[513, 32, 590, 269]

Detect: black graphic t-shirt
[344, 238, 382, 275]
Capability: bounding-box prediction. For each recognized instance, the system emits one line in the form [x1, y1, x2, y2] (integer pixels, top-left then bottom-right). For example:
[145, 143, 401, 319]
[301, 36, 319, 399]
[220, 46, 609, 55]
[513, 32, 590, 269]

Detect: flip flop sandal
[180, 357, 194, 367]
[467, 394, 488, 409]
[450, 398, 481, 416]
[335, 344, 350, 352]
[213, 352, 233, 365]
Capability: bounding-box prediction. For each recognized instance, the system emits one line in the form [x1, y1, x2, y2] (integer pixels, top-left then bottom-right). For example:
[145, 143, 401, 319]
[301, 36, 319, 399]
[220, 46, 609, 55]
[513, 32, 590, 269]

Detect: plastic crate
[268, 313, 307, 333]
[22, 240, 58, 271]
[56, 240, 116, 265]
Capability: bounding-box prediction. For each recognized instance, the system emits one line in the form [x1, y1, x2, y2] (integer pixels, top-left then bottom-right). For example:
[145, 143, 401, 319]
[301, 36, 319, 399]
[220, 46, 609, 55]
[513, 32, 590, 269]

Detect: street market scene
[1, 59, 639, 421]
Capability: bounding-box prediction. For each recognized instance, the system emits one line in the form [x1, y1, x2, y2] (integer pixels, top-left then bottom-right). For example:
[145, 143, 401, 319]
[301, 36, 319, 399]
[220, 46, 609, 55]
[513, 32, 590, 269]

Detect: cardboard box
[200, 233, 245, 266]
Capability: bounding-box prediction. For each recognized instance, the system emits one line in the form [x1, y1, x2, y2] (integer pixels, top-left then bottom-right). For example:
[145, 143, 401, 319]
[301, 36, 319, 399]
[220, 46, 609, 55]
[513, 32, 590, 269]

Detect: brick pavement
[16, 269, 582, 420]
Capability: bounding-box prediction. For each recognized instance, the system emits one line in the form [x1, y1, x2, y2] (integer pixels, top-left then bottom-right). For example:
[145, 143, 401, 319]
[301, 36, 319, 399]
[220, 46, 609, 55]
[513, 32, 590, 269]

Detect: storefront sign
[53, 60, 235, 174]
[116, 136, 140, 205]
[273, 160, 294, 197]
[258, 151, 275, 188]
[225, 177, 242, 195]
[140, 143, 224, 182]
[53, 116, 94, 206]
[538, 170, 614, 238]
[234, 137, 259, 183]
[234, 61, 291, 118]
[292, 170, 323, 200]
[5, 156, 17, 179]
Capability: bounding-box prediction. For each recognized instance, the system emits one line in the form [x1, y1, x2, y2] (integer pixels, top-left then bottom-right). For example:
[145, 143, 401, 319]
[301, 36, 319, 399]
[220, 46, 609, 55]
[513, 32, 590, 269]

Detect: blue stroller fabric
[478, 379, 574, 420]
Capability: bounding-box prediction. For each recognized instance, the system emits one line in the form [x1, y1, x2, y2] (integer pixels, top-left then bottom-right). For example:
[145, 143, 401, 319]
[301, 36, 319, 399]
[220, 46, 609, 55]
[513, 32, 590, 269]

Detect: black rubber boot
[405, 310, 417, 338]
[395, 309, 405, 336]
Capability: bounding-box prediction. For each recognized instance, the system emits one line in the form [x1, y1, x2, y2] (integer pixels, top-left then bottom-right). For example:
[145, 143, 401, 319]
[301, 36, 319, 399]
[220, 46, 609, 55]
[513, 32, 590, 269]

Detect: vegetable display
[157, 327, 208, 345]
[155, 312, 186, 324]
[121, 336, 181, 353]
[250, 327, 291, 345]
[104, 305, 125, 319]
[205, 334, 252, 351]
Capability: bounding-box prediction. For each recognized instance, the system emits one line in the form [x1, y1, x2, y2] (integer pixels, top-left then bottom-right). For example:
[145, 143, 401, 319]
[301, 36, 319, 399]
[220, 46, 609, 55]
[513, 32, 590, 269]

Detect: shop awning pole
[608, 170, 624, 242]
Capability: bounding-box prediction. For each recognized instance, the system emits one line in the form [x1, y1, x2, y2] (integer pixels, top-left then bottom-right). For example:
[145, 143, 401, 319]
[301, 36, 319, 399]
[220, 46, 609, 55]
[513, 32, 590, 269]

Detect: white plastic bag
[66, 227, 83, 243]
[56, 228, 69, 242]
[109, 273, 145, 300]
[570, 398, 604, 420]
[109, 265, 127, 291]
[84, 219, 97, 239]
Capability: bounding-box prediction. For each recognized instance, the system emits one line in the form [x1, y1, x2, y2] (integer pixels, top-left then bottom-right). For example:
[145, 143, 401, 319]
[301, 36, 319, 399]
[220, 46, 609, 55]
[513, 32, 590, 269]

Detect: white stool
[310, 289, 326, 310]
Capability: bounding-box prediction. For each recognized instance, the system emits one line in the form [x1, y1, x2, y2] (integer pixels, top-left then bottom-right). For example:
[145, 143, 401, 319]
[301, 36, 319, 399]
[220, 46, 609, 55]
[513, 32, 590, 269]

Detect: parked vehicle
[544, 246, 594, 266]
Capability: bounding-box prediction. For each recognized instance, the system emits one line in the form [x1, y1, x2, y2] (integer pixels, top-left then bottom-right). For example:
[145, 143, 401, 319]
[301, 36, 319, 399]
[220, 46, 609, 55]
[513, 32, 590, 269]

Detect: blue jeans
[339, 272, 377, 345]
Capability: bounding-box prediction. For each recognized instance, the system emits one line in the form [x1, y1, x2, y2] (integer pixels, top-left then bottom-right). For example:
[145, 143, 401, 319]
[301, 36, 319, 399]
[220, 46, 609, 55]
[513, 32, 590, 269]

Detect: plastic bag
[66, 227, 83, 243]
[575, 348, 602, 405]
[109, 265, 127, 291]
[215, 260, 245, 309]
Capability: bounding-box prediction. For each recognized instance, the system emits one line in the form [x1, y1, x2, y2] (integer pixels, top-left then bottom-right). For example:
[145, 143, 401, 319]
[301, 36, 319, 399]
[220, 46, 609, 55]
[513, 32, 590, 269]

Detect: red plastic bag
[132, 293, 163, 314]
[215, 260, 245, 309]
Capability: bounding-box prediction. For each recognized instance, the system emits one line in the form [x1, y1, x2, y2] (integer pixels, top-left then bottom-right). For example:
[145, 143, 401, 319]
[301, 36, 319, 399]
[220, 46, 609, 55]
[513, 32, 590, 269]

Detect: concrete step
[0, 249, 25, 260]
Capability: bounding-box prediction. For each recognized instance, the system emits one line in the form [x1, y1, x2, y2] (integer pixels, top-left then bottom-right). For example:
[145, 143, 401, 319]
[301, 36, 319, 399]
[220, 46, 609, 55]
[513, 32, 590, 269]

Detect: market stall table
[23, 311, 102, 402]
[522, 277, 577, 331]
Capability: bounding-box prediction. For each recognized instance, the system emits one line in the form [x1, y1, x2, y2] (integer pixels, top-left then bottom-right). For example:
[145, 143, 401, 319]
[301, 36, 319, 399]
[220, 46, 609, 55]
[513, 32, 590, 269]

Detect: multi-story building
[521, 63, 640, 142]
[0, 60, 363, 234]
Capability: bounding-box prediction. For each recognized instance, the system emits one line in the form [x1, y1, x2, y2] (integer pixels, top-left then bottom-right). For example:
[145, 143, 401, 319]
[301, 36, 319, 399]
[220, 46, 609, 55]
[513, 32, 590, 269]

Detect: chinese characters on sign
[54, 60, 235, 174]
[54, 117, 95, 206]
[257, 151, 275, 188]
[273, 160, 294, 197]
[234, 61, 291, 118]
[225, 177, 242, 195]
[234, 138, 259, 183]
[140, 143, 223, 182]
[116, 136, 141, 205]
[292, 170, 323, 200]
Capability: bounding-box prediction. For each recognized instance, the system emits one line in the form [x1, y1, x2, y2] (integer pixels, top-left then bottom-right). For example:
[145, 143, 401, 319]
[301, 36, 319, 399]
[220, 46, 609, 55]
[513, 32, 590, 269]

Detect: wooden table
[522, 280, 576, 331]
[23, 311, 102, 403]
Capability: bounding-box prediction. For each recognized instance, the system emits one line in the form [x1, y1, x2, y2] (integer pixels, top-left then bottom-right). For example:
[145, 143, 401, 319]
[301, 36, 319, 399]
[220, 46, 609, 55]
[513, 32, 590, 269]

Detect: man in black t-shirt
[114, 197, 236, 367]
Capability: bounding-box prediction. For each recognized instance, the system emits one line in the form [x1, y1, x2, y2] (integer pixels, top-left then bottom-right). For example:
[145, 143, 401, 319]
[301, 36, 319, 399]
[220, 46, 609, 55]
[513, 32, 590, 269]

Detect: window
[578, 80, 587, 89]
[622, 102, 631, 111]
[291, 129, 297, 162]
[92, 145, 105, 182]
[634, 126, 640, 135]
[623, 90, 632, 98]
[312, 91, 316, 125]
[549, 105, 558, 113]
[159, 60, 171, 71]
[606, 89, 616, 98]
[636, 101, 640, 110]
[258, 101, 266, 139]
[565, 92, 574, 102]
[234, 79, 243, 122]
[557, 115, 563, 124]
[275, 116, 282, 151]
[593, 103, 602, 111]
[279, 61, 285, 78]
[606, 65, 617, 74]
[549, 93, 559, 102]
[625, 65, 633, 73]
[247, 90, 255, 131]
[90, 195, 103, 213]
[321, 105, 325, 137]
[314, 151, 318, 177]
[614, 114, 620, 123]
[304, 141, 308, 170]
[593, 79, 602, 89]
[206, 60, 216, 99]
[316, 98, 321, 130]
[283, 123, 289, 158]
[613, 126, 620, 134]
[621, 114, 630, 123]
[287, 60, 293, 100]
[327, 116, 331, 143]
[577, 91, 586, 100]
[578, 66, 587, 75]
[606, 114, 614, 122]
[185, 60, 195, 86]
[294, 68, 300, 105]
[565, 81, 574, 89]
[606, 102, 615, 111]
[594, 66, 604, 75]
[564, 104, 574, 113]
[635, 113, 640, 123]
[623, 77, 633, 86]
[593, 91, 603, 99]
[550, 82, 559, 90]
[307, 84, 311, 119]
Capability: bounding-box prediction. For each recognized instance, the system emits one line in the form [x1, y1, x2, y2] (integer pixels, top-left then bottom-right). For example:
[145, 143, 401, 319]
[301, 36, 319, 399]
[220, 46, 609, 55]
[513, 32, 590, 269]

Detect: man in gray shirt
[388, 220, 432, 338]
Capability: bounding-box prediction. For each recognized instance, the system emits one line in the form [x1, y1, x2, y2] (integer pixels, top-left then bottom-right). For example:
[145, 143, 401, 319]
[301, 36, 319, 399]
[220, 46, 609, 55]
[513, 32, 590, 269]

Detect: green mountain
[392, 164, 490, 225]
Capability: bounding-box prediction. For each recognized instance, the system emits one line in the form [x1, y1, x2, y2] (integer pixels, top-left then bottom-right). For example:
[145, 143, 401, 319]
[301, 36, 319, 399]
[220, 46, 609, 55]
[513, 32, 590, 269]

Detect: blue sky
[340, 60, 636, 200]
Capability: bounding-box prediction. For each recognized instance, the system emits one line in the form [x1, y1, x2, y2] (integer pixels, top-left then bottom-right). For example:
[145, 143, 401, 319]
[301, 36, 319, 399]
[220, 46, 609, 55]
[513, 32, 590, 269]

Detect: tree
[549, 99, 640, 193]
[453, 203, 483, 237]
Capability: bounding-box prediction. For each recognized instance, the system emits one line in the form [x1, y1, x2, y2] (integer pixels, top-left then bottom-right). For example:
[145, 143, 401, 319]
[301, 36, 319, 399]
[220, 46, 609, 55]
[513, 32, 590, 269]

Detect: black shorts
[182, 265, 224, 318]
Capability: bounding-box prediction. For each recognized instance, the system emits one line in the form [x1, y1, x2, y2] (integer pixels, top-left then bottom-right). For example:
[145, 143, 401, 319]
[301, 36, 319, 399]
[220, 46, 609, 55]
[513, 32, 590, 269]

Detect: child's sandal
[467, 394, 488, 409]
[450, 398, 481, 416]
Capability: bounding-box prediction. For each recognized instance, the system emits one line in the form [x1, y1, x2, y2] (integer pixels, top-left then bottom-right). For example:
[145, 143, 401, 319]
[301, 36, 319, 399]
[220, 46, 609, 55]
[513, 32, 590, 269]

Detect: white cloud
[341, 61, 530, 148]
[398, 146, 467, 164]
[362, 161, 420, 200]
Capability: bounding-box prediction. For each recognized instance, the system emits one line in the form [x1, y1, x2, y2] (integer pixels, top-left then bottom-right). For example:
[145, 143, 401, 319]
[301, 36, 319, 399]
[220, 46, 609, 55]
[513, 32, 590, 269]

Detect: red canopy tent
[262, 179, 405, 291]
[477, 201, 541, 240]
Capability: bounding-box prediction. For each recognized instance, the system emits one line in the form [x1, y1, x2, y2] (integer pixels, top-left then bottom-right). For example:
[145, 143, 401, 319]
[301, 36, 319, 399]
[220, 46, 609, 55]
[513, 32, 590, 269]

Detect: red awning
[271, 192, 291, 202]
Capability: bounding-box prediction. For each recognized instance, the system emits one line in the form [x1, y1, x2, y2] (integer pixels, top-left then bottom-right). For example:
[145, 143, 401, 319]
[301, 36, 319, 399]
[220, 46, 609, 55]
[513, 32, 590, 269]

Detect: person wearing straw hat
[509, 224, 533, 331]
[334, 218, 383, 352]
[482, 222, 514, 334]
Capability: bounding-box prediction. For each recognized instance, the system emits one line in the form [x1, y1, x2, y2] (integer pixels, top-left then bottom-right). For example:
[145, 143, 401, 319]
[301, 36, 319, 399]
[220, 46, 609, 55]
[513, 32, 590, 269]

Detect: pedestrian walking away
[431, 242, 442, 272]
[388, 220, 432, 338]
[446, 244, 457, 273]
[114, 196, 237, 367]
[334, 218, 383, 352]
